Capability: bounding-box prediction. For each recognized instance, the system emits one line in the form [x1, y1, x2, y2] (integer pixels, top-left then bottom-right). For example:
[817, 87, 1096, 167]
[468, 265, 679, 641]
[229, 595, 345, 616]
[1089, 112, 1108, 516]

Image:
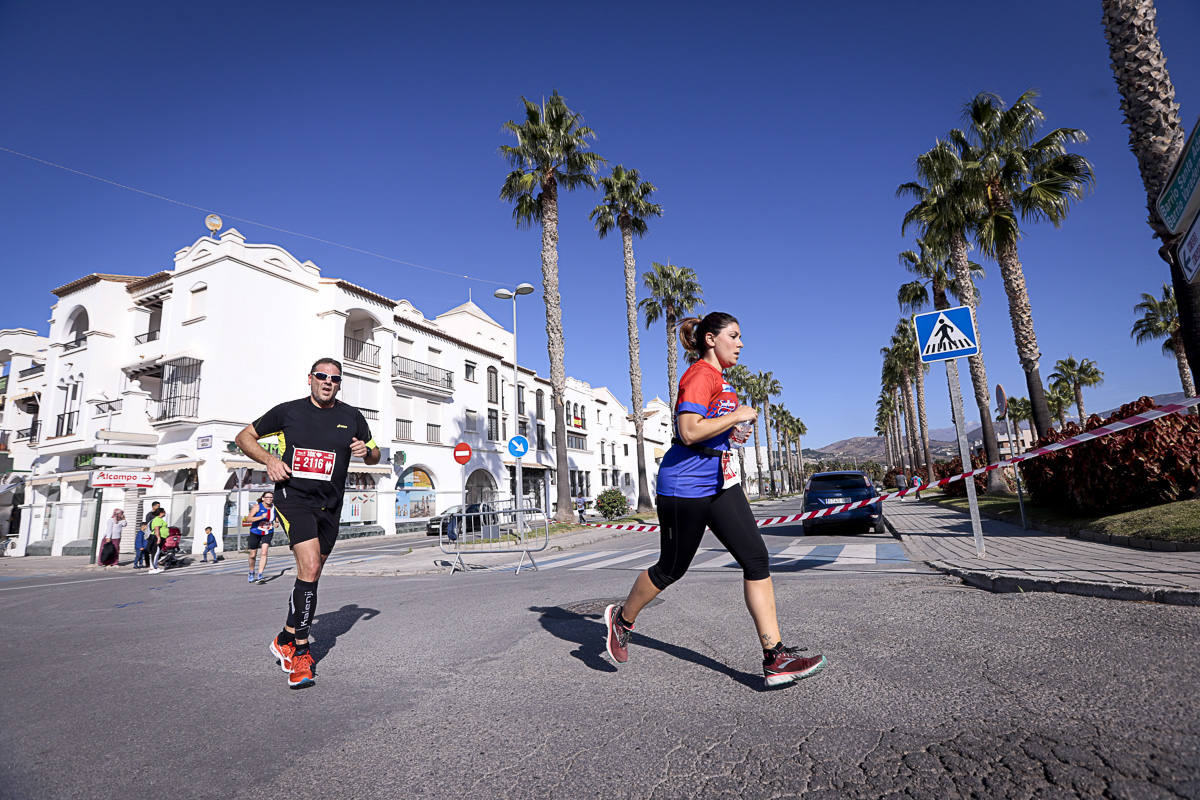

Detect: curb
[882, 513, 1200, 607]
[924, 559, 1200, 607]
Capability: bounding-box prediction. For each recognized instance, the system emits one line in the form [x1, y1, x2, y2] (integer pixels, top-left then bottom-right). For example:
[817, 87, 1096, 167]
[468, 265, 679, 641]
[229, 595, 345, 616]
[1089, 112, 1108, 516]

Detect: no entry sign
[453, 442, 472, 465]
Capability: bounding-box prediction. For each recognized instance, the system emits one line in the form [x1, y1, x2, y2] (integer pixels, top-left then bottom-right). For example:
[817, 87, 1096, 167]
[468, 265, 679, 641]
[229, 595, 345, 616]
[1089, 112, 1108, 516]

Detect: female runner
[604, 311, 826, 688]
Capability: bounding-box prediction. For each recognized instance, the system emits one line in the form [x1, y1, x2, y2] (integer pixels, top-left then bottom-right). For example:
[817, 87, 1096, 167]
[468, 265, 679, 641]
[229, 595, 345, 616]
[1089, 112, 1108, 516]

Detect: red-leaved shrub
[1019, 396, 1200, 513]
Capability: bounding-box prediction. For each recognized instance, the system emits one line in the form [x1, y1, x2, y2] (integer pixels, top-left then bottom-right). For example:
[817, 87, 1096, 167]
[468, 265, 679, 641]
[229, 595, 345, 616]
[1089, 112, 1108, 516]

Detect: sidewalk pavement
[885, 498, 1200, 606]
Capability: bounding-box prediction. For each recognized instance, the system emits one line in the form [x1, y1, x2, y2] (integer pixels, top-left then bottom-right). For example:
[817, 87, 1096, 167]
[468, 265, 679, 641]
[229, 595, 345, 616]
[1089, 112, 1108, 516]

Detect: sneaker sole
[764, 655, 827, 688]
[269, 640, 292, 673]
[288, 676, 315, 689]
[604, 604, 628, 665]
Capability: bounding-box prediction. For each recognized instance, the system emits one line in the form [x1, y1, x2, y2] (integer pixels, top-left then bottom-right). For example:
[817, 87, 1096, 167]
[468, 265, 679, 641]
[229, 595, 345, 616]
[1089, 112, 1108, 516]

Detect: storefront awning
[504, 461, 548, 470]
[7, 390, 40, 404]
[150, 459, 202, 473]
[653, 447, 666, 459]
[27, 470, 91, 486]
[350, 464, 394, 475]
[221, 458, 261, 471]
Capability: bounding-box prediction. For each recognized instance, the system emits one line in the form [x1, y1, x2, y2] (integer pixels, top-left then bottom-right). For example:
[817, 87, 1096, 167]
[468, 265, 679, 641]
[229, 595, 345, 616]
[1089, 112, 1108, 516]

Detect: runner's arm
[235, 423, 291, 481]
[676, 406, 757, 445]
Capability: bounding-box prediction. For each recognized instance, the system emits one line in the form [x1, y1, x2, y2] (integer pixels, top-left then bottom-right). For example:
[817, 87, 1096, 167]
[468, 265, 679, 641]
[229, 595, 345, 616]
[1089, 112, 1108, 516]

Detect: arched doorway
[396, 466, 437, 519]
[465, 469, 497, 505]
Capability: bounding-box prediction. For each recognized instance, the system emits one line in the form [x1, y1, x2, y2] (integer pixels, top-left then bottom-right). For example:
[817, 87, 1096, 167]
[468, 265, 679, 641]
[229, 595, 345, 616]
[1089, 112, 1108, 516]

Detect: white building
[0, 226, 667, 558]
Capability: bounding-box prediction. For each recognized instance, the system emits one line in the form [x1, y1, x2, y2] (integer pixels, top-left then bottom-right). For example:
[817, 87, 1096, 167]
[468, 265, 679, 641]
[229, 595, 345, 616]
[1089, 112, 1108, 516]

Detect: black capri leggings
[647, 485, 770, 590]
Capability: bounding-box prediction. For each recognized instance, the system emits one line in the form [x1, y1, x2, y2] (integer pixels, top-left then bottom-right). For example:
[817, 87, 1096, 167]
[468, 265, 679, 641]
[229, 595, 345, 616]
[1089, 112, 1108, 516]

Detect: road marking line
[570, 549, 659, 570]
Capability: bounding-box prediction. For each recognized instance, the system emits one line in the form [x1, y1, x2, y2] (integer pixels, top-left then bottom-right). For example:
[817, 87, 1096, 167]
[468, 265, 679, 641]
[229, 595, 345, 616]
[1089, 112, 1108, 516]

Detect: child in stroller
[155, 527, 187, 570]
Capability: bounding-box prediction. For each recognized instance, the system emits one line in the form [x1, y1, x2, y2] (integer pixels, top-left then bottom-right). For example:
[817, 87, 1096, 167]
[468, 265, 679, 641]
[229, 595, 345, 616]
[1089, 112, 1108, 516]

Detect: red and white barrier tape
[583, 397, 1200, 533]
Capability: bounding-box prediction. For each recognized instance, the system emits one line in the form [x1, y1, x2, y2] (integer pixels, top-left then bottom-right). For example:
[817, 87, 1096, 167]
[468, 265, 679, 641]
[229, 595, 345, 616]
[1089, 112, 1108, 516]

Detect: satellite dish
[205, 214, 223, 234]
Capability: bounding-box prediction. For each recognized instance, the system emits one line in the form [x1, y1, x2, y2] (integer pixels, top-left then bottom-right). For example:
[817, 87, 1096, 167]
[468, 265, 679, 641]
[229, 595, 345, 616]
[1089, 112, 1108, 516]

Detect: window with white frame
[465, 361, 477, 382]
[465, 409, 478, 433]
[189, 282, 207, 318]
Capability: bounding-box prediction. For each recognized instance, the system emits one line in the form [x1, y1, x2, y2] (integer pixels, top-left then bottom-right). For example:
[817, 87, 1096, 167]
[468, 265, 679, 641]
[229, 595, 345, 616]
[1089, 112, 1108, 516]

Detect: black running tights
[647, 485, 770, 590]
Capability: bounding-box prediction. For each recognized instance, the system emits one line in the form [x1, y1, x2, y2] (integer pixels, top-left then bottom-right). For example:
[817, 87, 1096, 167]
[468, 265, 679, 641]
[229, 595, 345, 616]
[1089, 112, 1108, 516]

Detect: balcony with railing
[426, 424, 441, 444]
[54, 411, 79, 438]
[134, 329, 161, 345]
[149, 395, 200, 422]
[0, 374, 7, 395]
[62, 335, 88, 353]
[18, 364, 44, 380]
[344, 336, 381, 368]
[15, 421, 40, 442]
[392, 356, 453, 393]
[395, 419, 413, 441]
[357, 407, 379, 421]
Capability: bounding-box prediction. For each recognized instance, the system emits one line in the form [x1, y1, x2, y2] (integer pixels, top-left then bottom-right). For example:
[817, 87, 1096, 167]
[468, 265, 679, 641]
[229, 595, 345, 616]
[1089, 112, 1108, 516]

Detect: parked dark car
[425, 503, 498, 537]
[802, 471, 883, 535]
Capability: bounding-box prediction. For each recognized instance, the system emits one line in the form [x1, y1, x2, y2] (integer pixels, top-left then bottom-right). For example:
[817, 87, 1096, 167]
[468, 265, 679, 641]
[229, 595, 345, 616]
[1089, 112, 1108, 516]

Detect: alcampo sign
[90, 469, 154, 488]
[1158, 117, 1200, 234]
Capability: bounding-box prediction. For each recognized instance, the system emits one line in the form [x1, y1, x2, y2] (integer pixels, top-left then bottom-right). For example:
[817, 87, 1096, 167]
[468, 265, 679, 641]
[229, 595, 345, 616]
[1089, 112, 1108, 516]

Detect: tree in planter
[595, 488, 629, 520]
[1049, 356, 1104, 425]
[591, 165, 663, 512]
[1132, 283, 1197, 401]
[500, 91, 603, 523]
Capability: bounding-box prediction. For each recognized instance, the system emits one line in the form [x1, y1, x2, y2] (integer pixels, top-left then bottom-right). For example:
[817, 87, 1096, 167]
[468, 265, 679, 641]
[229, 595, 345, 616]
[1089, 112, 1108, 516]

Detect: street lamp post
[494, 283, 535, 534]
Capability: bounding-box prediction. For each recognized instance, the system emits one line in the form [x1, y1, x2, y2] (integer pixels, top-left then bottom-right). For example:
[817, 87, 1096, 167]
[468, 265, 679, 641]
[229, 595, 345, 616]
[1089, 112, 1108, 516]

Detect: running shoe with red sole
[269, 635, 295, 673]
[763, 645, 827, 688]
[288, 651, 315, 689]
[604, 603, 633, 664]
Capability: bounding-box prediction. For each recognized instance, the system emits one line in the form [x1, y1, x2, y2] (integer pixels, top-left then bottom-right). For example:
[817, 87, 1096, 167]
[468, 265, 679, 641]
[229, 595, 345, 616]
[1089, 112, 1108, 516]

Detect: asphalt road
[4, 499, 1198, 799]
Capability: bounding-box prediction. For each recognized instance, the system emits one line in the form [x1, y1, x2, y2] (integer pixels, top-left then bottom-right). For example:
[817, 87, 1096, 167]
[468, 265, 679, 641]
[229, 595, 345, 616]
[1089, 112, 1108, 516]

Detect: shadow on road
[311, 603, 381, 661]
[529, 604, 771, 692]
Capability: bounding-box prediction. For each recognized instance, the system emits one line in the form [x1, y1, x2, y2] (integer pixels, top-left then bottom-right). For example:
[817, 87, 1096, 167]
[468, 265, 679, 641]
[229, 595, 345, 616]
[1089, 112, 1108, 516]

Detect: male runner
[235, 358, 379, 688]
[246, 492, 275, 583]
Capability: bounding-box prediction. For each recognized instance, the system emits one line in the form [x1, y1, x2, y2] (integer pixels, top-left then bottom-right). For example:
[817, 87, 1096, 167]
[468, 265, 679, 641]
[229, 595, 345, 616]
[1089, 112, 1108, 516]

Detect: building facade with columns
[0, 227, 672, 558]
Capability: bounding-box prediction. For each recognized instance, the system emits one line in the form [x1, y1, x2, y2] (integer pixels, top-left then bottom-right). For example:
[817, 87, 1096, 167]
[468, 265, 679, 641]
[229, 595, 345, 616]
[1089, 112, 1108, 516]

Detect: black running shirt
[252, 398, 376, 511]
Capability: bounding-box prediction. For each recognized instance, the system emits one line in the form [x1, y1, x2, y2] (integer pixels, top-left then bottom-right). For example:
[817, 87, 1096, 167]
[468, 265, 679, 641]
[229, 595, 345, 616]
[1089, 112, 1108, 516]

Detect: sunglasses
[311, 372, 342, 384]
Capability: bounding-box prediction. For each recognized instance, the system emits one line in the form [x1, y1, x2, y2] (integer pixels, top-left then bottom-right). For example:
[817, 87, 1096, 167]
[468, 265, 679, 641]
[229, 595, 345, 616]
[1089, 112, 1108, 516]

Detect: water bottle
[730, 421, 753, 448]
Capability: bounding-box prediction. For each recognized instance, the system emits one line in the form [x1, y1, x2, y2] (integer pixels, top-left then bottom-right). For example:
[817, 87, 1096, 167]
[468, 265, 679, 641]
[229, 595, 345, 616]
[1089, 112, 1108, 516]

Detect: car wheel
[802, 522, 812, 536]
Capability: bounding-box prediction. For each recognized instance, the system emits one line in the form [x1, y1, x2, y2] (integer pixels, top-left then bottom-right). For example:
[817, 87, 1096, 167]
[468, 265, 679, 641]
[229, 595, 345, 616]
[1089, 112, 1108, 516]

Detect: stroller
[156, 527, 187, 570]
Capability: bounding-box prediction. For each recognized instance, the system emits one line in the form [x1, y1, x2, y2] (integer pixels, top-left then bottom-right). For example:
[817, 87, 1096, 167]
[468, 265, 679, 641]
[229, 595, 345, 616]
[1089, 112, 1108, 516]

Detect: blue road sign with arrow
[913, 305, 979, 363]
[507, 435, 530, 459]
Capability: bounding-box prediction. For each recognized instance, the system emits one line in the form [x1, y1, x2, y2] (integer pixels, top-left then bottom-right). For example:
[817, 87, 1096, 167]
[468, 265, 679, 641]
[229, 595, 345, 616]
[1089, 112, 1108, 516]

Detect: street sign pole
[87, 488, 103, 565]
[946, 359, 985, 556]
[1006, 420, 1028, 530]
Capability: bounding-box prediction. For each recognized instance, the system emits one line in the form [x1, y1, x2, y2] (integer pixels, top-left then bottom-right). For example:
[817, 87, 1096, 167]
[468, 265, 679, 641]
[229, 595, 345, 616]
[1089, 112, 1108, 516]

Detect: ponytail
[678, 312, 738, 357]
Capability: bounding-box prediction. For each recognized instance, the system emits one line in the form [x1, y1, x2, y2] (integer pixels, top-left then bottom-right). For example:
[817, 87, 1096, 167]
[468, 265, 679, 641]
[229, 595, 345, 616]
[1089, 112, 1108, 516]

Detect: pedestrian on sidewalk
[147, 508, 168, 574]
[202, 526, 219, 563]
[604, 312, 826, 689]
[133, 522, 148, 568]
[98, 509, 125, 567]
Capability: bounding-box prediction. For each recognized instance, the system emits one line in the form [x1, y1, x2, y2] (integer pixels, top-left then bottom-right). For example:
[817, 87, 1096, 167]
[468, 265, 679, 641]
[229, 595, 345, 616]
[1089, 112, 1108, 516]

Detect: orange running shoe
[269, 635, 295, 673]
[288, 651, 315, 689]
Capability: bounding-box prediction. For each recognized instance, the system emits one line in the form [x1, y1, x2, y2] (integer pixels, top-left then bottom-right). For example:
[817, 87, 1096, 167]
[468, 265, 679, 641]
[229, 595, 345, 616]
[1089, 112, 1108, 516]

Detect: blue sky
[2, 0, 1198, 449]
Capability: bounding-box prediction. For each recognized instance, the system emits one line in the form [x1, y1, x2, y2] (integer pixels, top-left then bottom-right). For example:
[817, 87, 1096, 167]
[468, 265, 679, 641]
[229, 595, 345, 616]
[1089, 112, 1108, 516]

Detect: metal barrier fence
[438, 499, 549, 575]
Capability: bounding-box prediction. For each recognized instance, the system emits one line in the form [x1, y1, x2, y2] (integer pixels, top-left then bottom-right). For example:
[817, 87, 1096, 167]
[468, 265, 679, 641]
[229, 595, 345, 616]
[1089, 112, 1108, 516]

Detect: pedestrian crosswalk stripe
[569, 548, 659, 570]
[688, 549, 739, 570]
[507, 542, 909, 573]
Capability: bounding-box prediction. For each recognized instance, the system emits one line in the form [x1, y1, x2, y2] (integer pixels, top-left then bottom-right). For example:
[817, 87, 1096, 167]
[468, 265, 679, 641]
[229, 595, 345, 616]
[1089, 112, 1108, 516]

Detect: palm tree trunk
[948, 231, 1006, 493]
[539, 182, 574, 524]
[737, 441, 747, 489]
[666, 309, 679, 412]
[1102, 0, 1200, 387]
[995, 237, 1053, 439]
[750, 420, 764, 499]
[900, 374, 920, 475]
[797, 433, 806, 490]
[1172, 335, 1198, 398]
[913, 360, 934, 485]
[882, 424, 894, 470]
[620, 224, 653, 511]
[763, 401, 776, 497]
[1075, 384, 1086, 426]
[895, 391, 912, 476]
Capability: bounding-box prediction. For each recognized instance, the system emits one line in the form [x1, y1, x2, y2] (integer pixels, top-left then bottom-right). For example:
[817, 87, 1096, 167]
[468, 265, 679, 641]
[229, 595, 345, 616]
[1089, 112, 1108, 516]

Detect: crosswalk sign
[912, 306, 979, 363]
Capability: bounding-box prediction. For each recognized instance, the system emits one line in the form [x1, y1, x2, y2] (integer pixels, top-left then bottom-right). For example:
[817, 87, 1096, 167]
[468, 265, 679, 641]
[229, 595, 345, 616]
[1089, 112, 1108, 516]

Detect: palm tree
[1006, 395, 1033, 449]
[890, 320, 933, 486]
[754, 370, 782, 497]
[881, 341, 920, 478]
[1045, 381, 1073, 429]
[741, 371, 765, 496]
[500, 91, 603, 522]
[591, 165, 662, 512]
[899, 153, 1006, 490]
[771, 406, 790, 494]
[725, 364, 752, 487]
[1132, 283, 1197, 400]
[1102, 2, 1200, 388]
[640, 262, 703, 411]
[792, 414, 808, 491]
[1049, 356, 1105, 426]
[953, 91, 1095, 439]
[875, 397, 896, 470]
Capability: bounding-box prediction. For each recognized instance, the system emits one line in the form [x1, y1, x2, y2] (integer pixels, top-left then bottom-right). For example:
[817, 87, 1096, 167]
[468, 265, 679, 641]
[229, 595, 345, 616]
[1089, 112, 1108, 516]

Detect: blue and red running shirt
[656, 359, 740, 498]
